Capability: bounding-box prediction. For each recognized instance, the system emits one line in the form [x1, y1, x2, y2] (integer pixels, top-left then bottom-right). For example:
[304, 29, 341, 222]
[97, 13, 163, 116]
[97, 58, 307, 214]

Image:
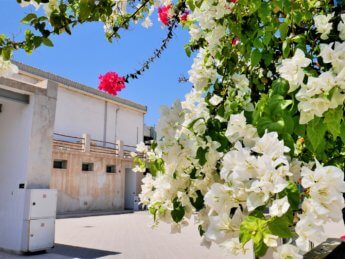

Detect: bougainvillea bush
[133, 1, 345, 258]
[1, 0, 345, 258]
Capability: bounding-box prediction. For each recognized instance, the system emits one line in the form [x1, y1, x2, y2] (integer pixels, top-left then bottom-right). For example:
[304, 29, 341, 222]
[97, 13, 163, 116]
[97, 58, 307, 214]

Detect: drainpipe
[103, 101, 108, 147]
[114, 106, 119, 143]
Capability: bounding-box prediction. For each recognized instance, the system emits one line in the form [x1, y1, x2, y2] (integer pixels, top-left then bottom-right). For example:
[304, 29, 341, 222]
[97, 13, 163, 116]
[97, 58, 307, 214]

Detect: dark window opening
[82, 163, 94, 172]
[54, 160, 68, 169]
[106, 165, 116, 173]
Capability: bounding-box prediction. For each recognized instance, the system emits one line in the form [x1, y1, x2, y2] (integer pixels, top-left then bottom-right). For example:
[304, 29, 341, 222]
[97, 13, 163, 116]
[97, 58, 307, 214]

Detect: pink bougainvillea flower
[230, 0, 239, 3]
[158, 4, 172, 26]
[232, 38, 240, 46]
[180, 10, 189, 22]
[98, 72, 126, 96]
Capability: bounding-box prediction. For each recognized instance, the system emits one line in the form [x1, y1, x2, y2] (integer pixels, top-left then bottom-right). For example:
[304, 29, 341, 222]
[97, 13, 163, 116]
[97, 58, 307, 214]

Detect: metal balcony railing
[90, 138, 118, 156]
[52, 133, 143, 158]
[53, 133, 84, 152]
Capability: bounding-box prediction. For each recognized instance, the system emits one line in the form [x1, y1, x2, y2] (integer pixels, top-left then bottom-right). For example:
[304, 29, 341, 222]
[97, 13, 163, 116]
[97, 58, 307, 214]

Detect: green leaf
[198, 225, 205, 236]
[149, 158, 165, 176]
[253, 38, 264, 49]
[171, 198, 185, 223]
[263, 32, 272, 46]
[268, 216, 293, 238]
[1, 47, 11, 61]
[263, 51, 273, 67]
[282, 40, 291, 58]
[340, 121, 345, 143]
[196, 147, 208, 166]
[195, 0, 203, 8]
[42, 37, 54, 47]
[184, 44, 191, 57]
[272, 79, 289, 96]
[21, 13, 37, 24]
[279, 23, 289, 40]
[257, 117, 284, 135]
[306, 117, 327, 152]
[79, 0, 92, 21]
[251, 49, 262, 67]
[239, 216, 267, 244]
[249, 207, 265, 218]
[279, 182, 300, 210]
[187, 0, 195, 11]
[190, 190, 205, 211]
[33, 36, 42, 48]
[324, 108, 343, 140]
[254, 239, 268, 257]
[253, 94, 268, 124]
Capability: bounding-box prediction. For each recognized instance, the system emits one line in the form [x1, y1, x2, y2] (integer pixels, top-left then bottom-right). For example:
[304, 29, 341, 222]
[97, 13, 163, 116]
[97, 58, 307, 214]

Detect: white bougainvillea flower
[204, 183, 233, 213]
[0, 57, 18, 77]
[20, 0, 40, 9]
[314, 13, 334, 40]
[269, 196, 290, 218]
[188, 49, 217, 91]
[295, 213, 325, 251]
[263, 234, 279, 247]
[189, 24, 203, 41]
[232, 73, 251, 96]
[297, 95, 331, 124]
[209, 94, 223, 106]
[221, 142, 258, 182]
[338, 14, 345, 40]
[136, 142, 148, 153]
[205, 25, 226, 53]
[273, 244, 302, 259]
[247, 192, 269, 211]
[225, 112, 258, 147]
[251, 131, 289, 160]
[133, 164, 145, 173]
[43, 0, 59, 17]
[204, 209, 243, 243]
[278, 49, 311, 92]
[319, 42, 345, 73]
[220, 239, 248, 255]
[141, 6, 155, 28]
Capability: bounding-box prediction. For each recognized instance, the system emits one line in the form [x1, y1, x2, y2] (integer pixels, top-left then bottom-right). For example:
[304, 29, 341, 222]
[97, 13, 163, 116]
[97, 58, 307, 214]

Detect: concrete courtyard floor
[0, 211, 254, 259]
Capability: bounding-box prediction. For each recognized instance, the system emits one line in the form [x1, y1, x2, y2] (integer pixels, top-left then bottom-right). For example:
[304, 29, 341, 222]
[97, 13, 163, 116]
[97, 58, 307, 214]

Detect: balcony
[52, 133, 143, 158]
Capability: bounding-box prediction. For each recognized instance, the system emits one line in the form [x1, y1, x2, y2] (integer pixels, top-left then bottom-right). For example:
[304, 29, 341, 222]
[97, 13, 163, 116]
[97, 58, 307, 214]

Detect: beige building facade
[11, 61, 148, 215]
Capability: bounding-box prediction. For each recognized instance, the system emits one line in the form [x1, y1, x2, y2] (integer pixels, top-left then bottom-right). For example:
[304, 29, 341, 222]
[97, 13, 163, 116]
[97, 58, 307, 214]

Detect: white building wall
[54, 86, 145, 146]
[54, 87, 105, 141]
[0, 95, 33, 251]
[116, 107, 144, 146]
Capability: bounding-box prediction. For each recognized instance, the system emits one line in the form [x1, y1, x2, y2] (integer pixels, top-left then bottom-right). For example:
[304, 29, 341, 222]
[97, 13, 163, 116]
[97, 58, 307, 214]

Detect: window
[82, 163, 94, 172]
[106, 165, 116, 173]
[53, 160, 67, 169]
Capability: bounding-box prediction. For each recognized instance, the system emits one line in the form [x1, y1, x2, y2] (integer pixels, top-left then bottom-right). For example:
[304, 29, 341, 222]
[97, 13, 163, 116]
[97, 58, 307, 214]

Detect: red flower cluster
[232, 38, 240, 46]
[158, 5, 172, 26]
[180, 10, 189, 22]
[98, 72, 126, 96]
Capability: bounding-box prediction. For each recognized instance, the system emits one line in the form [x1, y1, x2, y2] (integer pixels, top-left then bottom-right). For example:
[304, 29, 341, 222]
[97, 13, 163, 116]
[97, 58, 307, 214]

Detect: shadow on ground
[48, 243, 121, 258]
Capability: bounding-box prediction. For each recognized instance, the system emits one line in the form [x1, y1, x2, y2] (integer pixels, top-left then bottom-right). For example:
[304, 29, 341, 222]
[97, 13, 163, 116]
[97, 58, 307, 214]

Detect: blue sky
[0, 1, 193, 126]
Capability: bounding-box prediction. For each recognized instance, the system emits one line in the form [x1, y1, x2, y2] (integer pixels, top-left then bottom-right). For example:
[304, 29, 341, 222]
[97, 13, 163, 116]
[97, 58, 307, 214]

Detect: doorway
[124, 168, 136, 210]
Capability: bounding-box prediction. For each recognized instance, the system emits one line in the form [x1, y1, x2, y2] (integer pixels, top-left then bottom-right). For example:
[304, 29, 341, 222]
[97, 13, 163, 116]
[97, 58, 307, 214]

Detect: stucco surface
[51, 149, 143, 213]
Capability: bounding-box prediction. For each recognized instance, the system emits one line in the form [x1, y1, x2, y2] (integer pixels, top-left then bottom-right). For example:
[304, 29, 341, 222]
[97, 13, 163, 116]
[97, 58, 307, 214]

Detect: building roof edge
[12, 60, 147, 113]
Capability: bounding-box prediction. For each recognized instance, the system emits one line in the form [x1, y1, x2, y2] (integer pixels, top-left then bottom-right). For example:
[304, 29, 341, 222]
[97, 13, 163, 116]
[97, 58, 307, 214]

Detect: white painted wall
[116, 107, 144, 146]
[54, 86, 145, 146]
[0, 94, 33, 251]
[54, 87, 105, 141]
